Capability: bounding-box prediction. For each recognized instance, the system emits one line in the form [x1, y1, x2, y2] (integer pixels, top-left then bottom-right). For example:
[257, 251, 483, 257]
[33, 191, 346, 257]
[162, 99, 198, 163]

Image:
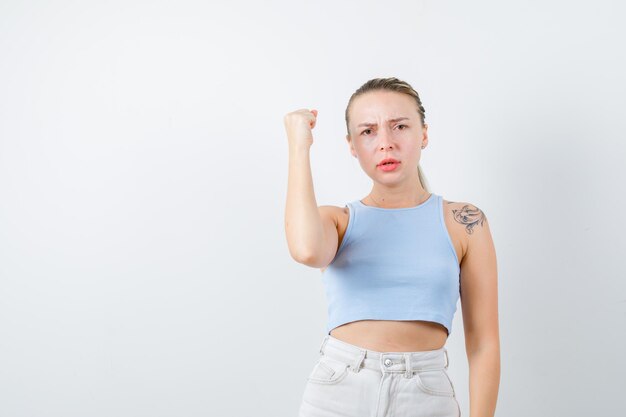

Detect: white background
[1, 1, 625, 416]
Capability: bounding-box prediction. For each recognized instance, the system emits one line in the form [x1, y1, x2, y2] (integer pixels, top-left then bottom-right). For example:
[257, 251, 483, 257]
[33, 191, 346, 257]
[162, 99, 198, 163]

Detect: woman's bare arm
[458, 203, 500, 417]
[283, 109, 337, 266]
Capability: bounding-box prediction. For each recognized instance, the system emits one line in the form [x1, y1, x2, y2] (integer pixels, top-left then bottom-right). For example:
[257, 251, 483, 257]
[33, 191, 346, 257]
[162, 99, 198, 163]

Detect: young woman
[284, 77, 500, 417]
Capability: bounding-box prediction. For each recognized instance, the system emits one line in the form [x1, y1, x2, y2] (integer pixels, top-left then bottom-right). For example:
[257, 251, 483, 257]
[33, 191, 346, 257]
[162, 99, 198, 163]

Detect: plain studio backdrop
[1, 1, 625, 416]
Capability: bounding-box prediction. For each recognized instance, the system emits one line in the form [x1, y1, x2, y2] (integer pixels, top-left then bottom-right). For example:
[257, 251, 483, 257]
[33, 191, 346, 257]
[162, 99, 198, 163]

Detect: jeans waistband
[318, 334, 449, 378]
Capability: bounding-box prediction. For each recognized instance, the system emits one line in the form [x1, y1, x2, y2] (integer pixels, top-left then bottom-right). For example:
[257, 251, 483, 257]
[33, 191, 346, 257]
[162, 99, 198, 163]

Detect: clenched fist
[283, 109, 318, 150]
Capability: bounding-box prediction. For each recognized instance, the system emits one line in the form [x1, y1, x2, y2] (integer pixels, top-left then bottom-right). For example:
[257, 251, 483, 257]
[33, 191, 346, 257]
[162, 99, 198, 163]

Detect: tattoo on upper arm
[450, 203, 486, 235]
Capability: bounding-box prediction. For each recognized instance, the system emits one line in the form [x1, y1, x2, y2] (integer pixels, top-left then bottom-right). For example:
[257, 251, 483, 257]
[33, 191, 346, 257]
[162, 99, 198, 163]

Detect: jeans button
[384, 358, 393, 367]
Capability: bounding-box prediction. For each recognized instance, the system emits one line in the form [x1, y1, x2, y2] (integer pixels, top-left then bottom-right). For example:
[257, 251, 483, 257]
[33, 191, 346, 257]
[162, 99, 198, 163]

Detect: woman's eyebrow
[357, 117, 409, 128]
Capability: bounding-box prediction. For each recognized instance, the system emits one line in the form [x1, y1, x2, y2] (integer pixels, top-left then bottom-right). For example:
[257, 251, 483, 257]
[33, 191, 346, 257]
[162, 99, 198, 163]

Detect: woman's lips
[378, 161, 400, 171]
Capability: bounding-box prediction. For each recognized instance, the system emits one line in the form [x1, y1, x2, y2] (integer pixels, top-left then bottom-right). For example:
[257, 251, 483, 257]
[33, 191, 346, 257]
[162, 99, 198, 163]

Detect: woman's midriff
[329, 319, 448, 352]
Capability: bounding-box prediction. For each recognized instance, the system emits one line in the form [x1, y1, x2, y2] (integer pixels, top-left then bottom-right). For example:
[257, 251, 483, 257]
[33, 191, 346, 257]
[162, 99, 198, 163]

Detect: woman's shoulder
[440, 197, 487, 233]
[440, 196, 489, 261]
[318, 203, 351, 240]
[317, 204, 351, 274]
[318, 204, 350, 231]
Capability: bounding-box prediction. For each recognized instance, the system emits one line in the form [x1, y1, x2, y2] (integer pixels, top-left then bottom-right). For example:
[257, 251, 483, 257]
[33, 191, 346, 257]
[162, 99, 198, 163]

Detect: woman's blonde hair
[344, 77, 430, 192]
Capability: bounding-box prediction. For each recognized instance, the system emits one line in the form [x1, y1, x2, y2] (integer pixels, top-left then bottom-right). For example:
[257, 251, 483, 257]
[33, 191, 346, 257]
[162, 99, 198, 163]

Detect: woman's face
[346, 90, 428, 185]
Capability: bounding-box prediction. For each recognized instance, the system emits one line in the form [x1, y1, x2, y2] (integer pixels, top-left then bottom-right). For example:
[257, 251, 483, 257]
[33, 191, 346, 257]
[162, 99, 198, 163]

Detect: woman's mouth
[377, 158, 400, 171]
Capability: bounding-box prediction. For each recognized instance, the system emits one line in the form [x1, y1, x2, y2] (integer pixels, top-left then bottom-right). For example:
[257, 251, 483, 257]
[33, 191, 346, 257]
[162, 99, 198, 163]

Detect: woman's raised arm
[283, 109, 333, 265]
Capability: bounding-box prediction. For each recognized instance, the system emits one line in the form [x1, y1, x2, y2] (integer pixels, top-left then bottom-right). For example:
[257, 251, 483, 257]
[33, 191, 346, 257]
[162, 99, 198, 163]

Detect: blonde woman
[284, 77, 500, 417]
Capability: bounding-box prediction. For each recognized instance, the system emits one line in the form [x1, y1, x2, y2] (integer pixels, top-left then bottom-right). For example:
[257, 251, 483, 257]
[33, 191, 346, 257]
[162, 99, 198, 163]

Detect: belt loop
[318, 335, 329, 356]
[404, 353, 412, 378]
[350, 349, 366, 373]
[443, 348, 449, 369]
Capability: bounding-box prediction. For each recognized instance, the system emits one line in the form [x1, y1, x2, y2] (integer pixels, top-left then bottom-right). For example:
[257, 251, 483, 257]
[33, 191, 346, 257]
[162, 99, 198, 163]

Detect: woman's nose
[379, 129, 394, 150]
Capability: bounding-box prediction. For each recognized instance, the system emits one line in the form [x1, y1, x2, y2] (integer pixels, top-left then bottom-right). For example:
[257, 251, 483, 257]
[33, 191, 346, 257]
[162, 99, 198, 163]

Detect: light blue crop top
[321, 192, 460, 336]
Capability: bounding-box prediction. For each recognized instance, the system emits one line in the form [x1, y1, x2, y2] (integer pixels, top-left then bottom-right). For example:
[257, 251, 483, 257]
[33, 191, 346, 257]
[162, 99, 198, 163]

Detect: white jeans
[298, 334, 461, 417]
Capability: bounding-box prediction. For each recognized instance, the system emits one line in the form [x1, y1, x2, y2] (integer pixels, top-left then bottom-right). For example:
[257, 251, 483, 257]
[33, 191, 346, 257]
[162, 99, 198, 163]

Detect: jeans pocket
[413, 368, 456, 397]
[307, 354, 350, 385]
